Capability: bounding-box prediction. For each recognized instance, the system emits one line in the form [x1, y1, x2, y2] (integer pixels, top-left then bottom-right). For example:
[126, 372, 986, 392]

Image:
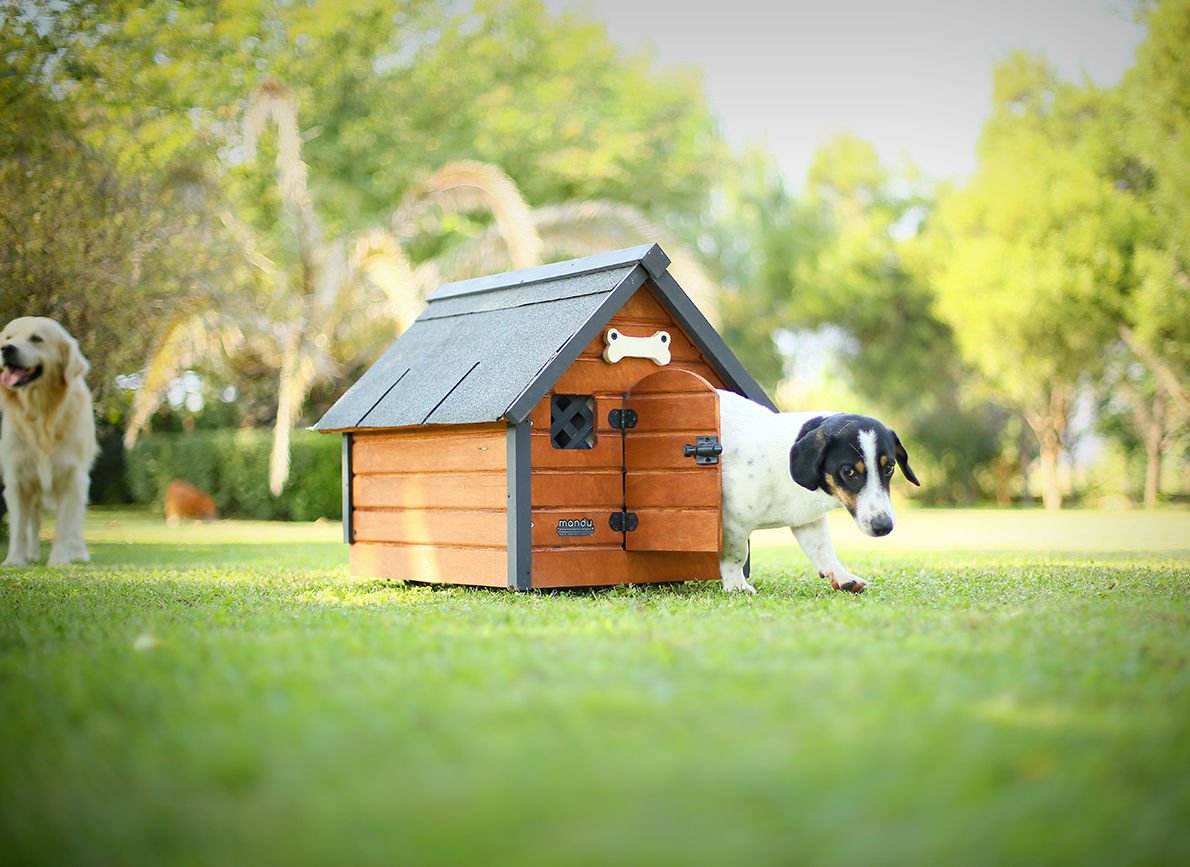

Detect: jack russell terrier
[717, 390, 919, 594]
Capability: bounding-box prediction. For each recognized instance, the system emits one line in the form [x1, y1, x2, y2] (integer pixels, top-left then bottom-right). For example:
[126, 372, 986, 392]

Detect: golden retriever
[1, 316, 98, 566]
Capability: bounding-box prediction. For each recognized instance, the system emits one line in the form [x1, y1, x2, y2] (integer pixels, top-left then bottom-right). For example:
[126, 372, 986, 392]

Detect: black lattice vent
[550, 394, 595, 449]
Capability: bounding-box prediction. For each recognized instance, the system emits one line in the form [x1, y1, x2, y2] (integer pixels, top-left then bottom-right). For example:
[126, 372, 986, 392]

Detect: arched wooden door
[620, 368, 722, 552]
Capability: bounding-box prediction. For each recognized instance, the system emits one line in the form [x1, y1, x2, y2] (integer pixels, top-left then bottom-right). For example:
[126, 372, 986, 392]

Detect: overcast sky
[543, 0, 1147, 186]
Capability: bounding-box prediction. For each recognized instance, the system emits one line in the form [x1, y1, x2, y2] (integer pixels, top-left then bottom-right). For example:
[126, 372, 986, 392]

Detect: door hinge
[609, 511, 639, 533]
[608, 408, 638, 430]
[683, 435, 723, 465]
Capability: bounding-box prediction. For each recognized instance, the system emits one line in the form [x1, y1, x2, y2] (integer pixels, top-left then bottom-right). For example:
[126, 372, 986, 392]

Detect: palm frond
[268, 334, 335, 495]
[348, 228, 425, 330]
[123, 310, 242, 447]
[218, 208, 279, 278]
[530, 201, 720, 324]
[423, 200, 722, 324]
[244, 79, 323, 294]
[392, 160, 543, 270]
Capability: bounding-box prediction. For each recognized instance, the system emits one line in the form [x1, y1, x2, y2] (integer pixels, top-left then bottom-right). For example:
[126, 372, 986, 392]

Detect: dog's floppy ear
[59, 331, 90, 385]
[893, 431, 919, 486]
[790, 428, 829, 491]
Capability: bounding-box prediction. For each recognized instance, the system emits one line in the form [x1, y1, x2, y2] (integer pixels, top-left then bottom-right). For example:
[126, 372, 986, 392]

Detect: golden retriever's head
[0, 316, 89, 395]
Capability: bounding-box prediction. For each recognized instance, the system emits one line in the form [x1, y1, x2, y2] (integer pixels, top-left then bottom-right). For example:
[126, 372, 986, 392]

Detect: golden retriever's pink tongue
[1, 367, 28, 388]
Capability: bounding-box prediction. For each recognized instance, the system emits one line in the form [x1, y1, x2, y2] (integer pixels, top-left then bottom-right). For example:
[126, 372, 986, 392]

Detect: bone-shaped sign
[603, 328, 671, 366]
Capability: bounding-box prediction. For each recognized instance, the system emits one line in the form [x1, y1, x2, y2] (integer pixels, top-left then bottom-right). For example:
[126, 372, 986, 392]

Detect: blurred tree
[11, 0, 726, 495]
[1109, 0, 1190, 506]
[36, 0, 722, 242]
[792, 135, 943, 409]
[921, 54, 1140, 509]
[711, 147, 811, 391]
[782, 134, 1003, 502]
[123, 81, 712, 495]
[0, 11, 237, 421]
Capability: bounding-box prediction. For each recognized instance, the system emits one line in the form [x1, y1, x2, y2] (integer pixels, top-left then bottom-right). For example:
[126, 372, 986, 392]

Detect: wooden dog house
[313, 244, 773, 589]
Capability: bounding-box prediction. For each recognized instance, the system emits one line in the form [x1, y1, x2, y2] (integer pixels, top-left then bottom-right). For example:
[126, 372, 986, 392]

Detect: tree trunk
[1038, 435, 1063, 511]
[1025, 388, 1069, 511]
[1142, 392, 1166, 509]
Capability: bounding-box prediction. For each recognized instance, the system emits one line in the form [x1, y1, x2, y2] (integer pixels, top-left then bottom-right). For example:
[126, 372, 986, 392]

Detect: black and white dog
[717, 390, 919, 594]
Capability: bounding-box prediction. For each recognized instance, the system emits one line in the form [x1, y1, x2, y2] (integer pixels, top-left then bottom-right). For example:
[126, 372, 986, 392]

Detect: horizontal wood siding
[352, 509, 506, 546]
[532, 549, 720, 588]
[353, 472, 506, 510]
[350, 425, 507, 586]
[351, 543, 506, 587]
[351, 424, 506, 474]
[532, 469, 622, 508]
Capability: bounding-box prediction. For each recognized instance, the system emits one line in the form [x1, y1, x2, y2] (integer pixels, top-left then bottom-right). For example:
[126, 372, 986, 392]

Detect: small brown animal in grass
[164, 479, 218, 526]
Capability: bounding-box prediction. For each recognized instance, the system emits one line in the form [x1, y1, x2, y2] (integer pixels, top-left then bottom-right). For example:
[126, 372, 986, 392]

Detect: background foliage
[125, 429, 341, 520]
[1, 0, 1186, 512]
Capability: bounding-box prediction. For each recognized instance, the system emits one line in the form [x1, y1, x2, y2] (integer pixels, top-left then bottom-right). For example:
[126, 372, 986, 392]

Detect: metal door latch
[683, 435, 723, 465]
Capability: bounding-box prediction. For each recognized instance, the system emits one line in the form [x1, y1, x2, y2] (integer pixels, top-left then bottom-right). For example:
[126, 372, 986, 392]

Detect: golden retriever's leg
[48, 469, 89, 566]
[3, 484, 39, 567]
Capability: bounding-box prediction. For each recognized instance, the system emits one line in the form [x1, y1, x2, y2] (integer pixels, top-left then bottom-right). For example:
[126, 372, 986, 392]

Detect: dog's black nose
[870, 515, 894, 536]
[1, 344, 14, 364]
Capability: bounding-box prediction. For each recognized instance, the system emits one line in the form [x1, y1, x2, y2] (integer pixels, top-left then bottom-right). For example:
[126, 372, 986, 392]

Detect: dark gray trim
[431, 244, 669, 302]
[647, 270, 776, 410]
[341, 433, 353, 545]
[502, 264, 650, 422]
[506, 423, 532, 591]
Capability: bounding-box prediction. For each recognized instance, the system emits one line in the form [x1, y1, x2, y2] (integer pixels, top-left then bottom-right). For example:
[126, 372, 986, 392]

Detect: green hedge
[126, 429, 342, 521]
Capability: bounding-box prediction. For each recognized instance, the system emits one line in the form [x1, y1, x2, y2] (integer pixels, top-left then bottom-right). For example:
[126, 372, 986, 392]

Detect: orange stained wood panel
[569, 282, 710, 364]
[350, 542, 507, 587]
[532, 470, 622, 509]
[625, 432, 724, 472]
[531, 509, 624, 548]
[616, 282, 672, 320]
[351, 425, 506, 475]
[625, 470, 718, 508]
[576, 321, 705, 363]
[626, 366, 719, 397]
[353, 471, 506, 510]
[628, 507, 720, 553]
[550, 357, 724, 394]
[531, 548, 721, 588]
[623, 393, 718, 433]
[351, 508, 506, 547]
[530, 427, 622, 470]
[623, 367, 722, 554]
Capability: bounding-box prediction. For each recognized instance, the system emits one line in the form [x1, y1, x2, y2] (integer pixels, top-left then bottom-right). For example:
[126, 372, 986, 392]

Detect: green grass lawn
[1, 508, 1187, 866]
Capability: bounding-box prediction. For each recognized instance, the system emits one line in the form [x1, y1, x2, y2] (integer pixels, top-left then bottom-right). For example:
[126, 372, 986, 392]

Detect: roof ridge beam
[429, 244, 669, 302]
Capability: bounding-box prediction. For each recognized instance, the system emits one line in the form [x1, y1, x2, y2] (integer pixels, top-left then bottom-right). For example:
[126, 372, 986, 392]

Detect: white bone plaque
[603, 328, 671, 366]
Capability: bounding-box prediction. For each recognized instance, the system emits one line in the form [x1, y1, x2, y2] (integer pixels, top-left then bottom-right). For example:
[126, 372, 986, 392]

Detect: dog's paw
[48, 549, 84, 567]
[722, 579, 757, 595]
[822, 571, 866, 593]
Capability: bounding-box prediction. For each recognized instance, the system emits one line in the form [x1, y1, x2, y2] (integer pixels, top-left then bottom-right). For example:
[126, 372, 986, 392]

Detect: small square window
[550, 394, 595, 449]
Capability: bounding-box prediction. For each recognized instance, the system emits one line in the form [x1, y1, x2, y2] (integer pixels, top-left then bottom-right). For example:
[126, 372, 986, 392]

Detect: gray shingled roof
[313, 244, 773, 431]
